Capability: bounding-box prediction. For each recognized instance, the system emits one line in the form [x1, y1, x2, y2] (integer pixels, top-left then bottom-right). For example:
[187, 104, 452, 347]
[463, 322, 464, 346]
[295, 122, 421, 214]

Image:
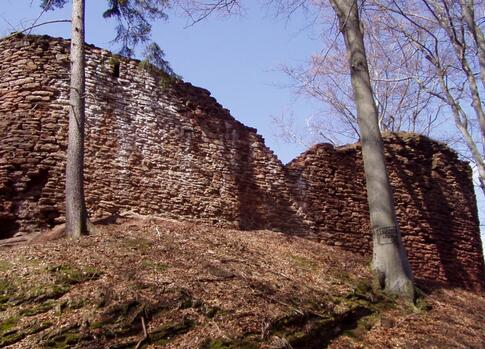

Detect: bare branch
[4, 19, 71, 38]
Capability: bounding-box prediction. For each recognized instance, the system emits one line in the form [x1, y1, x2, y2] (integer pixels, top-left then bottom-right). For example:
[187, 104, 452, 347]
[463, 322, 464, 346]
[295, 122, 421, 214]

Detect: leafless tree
[176, 0, 242, 26]
[277, 1, 445, 146]
[329, 0, 414, 299]
[367, 0, 485, 196]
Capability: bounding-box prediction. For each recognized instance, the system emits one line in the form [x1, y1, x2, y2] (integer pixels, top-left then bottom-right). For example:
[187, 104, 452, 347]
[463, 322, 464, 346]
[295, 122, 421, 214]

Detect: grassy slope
[0, 217, 484, 348]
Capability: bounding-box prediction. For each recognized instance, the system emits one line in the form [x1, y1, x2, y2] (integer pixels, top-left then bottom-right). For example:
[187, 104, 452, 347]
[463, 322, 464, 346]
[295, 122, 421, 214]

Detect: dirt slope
[0, 217, 484, 348]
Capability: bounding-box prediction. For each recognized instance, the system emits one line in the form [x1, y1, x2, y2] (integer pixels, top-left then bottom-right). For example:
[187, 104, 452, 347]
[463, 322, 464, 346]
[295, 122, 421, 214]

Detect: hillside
[0, 217, 484, 348]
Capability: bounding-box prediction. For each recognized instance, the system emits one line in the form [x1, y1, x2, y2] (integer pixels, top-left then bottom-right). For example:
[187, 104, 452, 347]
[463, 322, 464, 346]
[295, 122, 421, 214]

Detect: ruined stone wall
[0, 34, 305, 238]
[287, 134, 485, 289]
[0, 35, 483, 289]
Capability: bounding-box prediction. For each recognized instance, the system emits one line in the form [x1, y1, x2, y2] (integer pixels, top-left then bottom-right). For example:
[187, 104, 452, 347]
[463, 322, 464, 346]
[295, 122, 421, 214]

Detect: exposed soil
[0, 217, 484, 348]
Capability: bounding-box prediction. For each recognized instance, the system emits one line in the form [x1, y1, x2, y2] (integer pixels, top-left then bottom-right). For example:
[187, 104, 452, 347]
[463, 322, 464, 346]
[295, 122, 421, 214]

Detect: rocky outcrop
[0, 34, 483, 289]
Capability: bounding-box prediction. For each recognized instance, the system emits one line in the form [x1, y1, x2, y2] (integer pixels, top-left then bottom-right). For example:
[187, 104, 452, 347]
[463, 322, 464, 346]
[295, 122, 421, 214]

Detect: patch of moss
[0, 260, 11, 272]
[141, 259, 169, 272]
[90, 321, 104, 330]
[138, 59, 155, 73]
[42, 323, 95, 349]
[19, 299, 57, 316]
[269, 302, 376, 349]
[0, 280, 15, 308]
[0, 317, 19, 335]
[407, 287, 430, 313]
[45, 330, 84, 349]
[0, 319, 52, 347]
[122, 238, 151, 252]
[18, 257, 42, 266]
[66, 298, 86, 310]
[159, 74, 176, 90]
[342, 279, 396, 312]
[137, 57, 182, 89]
[0, 280, 10, 292]
[108, 56, 121, 67]
[1, 265, 99, 312]
[0, 329, 25, 347]
[26, 284, 71, 303]
[199, 338, 259, 349]
[290, 255, 317, 271]
[342, 312, 380, 339]
[48, 265, 102, 285]
[150, 318, 195, 345]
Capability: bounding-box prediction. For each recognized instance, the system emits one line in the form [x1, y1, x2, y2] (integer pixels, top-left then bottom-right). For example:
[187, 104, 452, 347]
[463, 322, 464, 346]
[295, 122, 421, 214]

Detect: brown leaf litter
[0, 217, 484, 348]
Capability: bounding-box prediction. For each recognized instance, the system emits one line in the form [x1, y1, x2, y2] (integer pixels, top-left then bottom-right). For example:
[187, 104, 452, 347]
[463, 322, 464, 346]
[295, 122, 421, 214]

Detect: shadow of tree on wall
[385, 136, 484, 290]
[286, 145, 372, 251]
[188, 107, 276, 231]
[0, 167, 50, 239]
[230, 130, 308, 233]
[231, 128, 263, 230]
[0, 172, 18, 239]
[168, 81, 307, 233]
[285, 135, 484, 290]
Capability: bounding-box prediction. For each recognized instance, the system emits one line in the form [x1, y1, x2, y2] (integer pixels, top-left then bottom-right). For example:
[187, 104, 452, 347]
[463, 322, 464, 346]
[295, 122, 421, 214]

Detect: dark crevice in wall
[0, 218, 19, 239]
[112, 61, 120, 78]
[27, 168, 49, 199]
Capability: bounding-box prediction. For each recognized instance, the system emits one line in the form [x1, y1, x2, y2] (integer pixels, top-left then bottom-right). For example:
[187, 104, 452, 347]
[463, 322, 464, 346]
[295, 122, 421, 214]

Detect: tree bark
[460, 0, 485, 91]
[65, 0, 89, 239]
[329, 0, 414, 299]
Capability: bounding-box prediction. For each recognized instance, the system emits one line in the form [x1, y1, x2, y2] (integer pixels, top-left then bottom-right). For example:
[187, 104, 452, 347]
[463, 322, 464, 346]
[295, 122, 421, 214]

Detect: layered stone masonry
[287, 135, 485, 289]
[0, 34, 483, 289]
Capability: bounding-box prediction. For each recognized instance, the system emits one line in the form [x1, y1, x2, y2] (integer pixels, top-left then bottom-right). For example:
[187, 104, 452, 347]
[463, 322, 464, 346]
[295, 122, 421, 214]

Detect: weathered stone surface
[287, 134, 485, 290]
[0, 34, 483, 290]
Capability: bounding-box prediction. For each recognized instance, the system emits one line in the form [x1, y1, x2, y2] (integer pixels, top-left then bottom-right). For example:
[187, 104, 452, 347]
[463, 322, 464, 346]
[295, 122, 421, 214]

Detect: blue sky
[1, 1, 484, 247]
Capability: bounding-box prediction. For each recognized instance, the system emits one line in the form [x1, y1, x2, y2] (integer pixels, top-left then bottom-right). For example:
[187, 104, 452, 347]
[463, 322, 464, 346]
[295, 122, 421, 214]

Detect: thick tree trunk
[329, 0, 414, 299]
[65, 0, 88, 239]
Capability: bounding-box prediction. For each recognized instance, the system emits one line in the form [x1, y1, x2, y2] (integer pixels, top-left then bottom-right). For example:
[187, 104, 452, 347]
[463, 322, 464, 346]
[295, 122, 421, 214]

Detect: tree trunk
[460, 0, 485, 92]
[65, 0, 89, 239]
[329, 0, 414, 299]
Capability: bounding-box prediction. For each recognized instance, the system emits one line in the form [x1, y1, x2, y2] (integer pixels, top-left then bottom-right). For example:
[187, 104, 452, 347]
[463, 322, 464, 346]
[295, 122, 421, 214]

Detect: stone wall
[0, 34, 305, 237]
[287, 134, 485, 289]
[0, 34, 483, 289]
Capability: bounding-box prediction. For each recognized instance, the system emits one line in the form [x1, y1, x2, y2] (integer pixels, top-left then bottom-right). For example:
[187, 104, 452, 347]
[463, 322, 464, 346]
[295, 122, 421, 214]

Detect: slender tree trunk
[460, 0, 485, 91]
[460, 0, 485, 190]
[329, 0, 414, 299]
[65, 0, 88, 238]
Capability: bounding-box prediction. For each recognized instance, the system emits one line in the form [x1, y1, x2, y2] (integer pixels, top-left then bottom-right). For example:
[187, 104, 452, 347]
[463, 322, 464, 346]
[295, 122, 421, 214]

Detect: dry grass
[0, 217, 483, 348]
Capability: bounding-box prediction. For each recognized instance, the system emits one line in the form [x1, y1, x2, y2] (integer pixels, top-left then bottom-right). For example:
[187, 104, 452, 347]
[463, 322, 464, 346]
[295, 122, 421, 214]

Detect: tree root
[135, 316, 148, 349]
[30, 215, 97, 244]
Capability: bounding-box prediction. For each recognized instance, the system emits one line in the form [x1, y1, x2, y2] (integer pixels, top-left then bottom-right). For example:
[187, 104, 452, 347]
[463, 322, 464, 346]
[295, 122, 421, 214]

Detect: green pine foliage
[102, 0, 169, 57]
[40, 0, 173, 70]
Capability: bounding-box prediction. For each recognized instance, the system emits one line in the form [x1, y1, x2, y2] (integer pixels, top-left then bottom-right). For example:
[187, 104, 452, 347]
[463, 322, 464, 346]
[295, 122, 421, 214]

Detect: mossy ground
[0, 217, 484, 348]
